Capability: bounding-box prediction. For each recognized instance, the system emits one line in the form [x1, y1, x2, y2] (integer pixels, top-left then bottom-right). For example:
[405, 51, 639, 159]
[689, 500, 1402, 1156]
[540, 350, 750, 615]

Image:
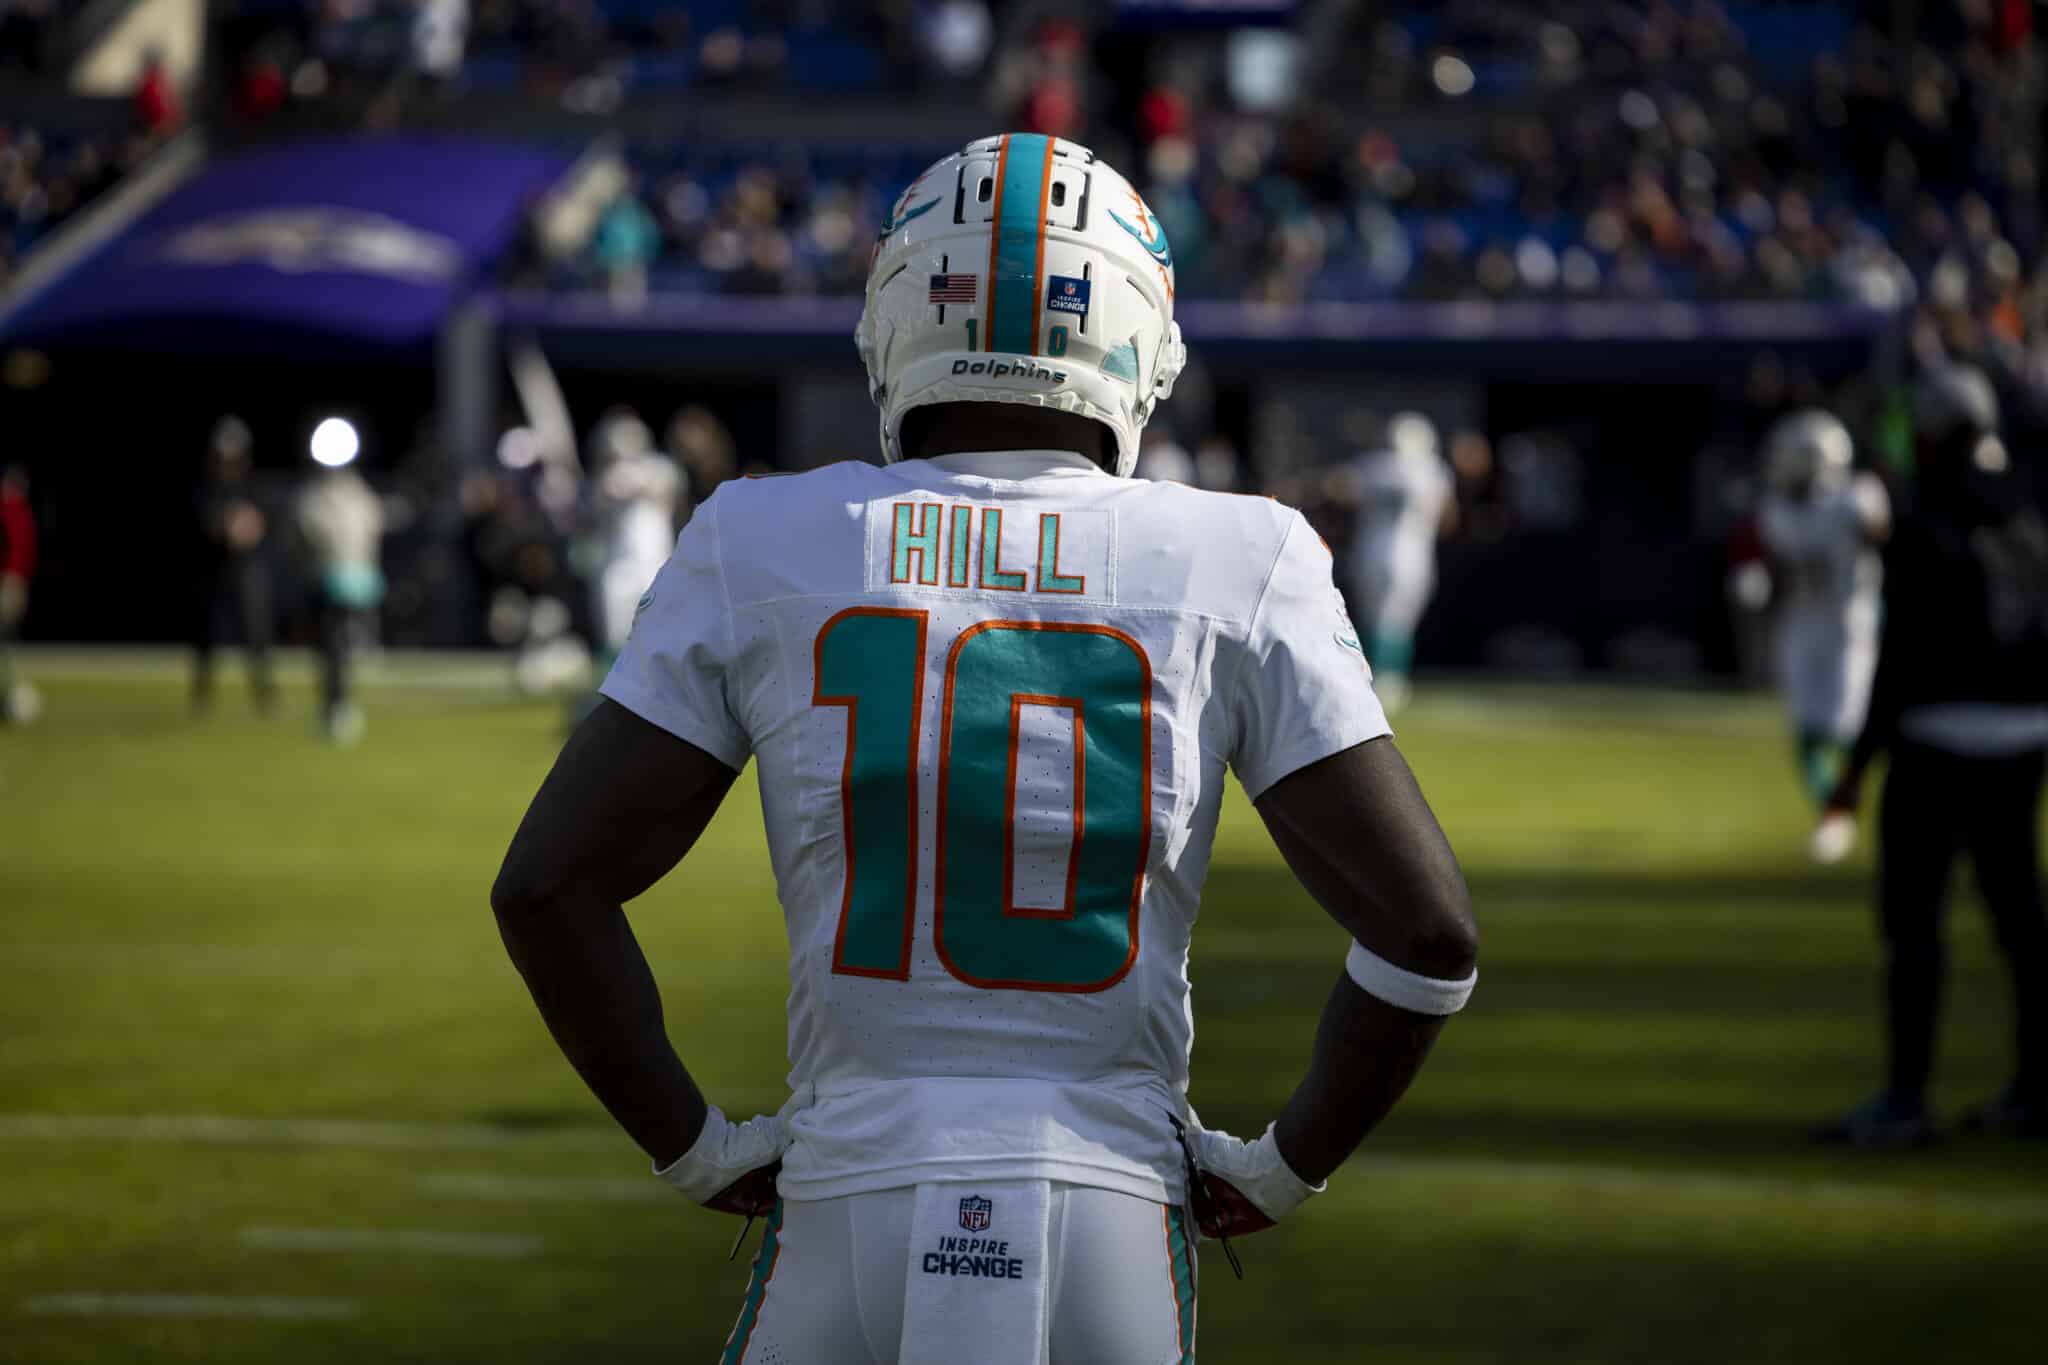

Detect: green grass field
[3, 655, 2043, 1364]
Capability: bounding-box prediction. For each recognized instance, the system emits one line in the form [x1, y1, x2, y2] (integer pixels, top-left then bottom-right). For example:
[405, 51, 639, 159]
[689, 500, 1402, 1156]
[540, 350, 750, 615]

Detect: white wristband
[1345, 940, 1475, 1015]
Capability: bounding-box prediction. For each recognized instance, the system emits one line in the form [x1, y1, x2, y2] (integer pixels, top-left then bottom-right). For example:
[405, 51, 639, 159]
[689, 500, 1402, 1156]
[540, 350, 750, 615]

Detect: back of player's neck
[924, 448, 1106, 474]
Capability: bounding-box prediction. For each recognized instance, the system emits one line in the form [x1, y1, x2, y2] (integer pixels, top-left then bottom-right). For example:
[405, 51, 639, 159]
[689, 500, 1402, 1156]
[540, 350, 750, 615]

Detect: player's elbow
[490, 847, 571, 927]
[1427, 893, 1481, 979]
[1404, 877, 1479, 980]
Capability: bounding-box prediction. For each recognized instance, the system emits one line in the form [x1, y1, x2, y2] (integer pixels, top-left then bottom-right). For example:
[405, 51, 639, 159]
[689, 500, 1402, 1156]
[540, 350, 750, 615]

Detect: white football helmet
[1762, 408, 1852, 494]
[856, 134, 1186, 477]
[587, 407, 653, 472]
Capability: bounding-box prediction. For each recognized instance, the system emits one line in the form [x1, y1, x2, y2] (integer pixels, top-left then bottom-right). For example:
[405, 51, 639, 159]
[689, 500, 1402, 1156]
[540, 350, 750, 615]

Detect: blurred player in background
[1755, 409, 1890, 859]
[296, 418, 385, 745]
[0, 462, 38, 725]
[584, 408, 680, 678]
[191, 416, 278, 715]
[1345, 412, 1455, 711]
[493, 134, 1478, 1364]
[663, 403, 736, 521]
[1822, 365, 2048, 1146]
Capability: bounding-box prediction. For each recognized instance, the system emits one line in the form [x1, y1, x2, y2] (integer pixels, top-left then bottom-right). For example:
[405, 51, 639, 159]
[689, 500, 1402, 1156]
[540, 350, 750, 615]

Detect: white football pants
[598, 554, 664, 652]
[1350, 543, 1436, 640]
[1775, 614, 1879, 740]
[718, 1182, 1196, 1365]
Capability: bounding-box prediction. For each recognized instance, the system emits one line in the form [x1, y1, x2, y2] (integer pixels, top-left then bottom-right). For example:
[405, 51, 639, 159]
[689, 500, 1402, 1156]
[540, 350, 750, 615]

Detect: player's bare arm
[1256, 736, 1477, 1183]
[1183, 734, 1476, 1242]
[492, 698, 782, 1213]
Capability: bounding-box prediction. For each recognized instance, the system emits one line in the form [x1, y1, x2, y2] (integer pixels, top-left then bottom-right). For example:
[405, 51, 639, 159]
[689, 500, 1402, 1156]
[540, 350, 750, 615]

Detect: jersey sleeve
[1229, 510, 1393, 799]
[597, 491, 751, 770]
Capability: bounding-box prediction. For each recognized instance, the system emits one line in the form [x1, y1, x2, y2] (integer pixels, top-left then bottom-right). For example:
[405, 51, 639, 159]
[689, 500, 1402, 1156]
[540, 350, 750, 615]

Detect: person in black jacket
[192, 417, 277, 714]
[1819, 364, 2048, 1146]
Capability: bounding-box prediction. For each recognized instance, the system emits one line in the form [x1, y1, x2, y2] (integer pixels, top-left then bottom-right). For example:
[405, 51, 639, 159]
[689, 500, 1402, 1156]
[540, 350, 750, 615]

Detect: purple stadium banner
[4, 137, 569, 353]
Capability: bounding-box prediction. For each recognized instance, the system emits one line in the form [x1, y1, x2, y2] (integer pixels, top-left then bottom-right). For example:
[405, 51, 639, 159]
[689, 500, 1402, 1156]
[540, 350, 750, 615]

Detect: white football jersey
[1349, 444, 1452, 575]
[603, 449, 1389, 1204]
[1757, 472, 1888, 627]
[594, 451, 682, 567]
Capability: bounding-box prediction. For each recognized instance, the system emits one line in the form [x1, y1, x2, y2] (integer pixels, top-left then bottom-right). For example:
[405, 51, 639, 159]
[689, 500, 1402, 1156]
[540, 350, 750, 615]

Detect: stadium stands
[0, 122, 162, 286]
[484, 2, 2022, 315]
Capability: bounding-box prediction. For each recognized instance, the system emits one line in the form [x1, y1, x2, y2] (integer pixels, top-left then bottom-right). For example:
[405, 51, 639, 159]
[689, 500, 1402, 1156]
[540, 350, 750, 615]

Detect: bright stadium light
[497, 425, 541, 470]
[1431, 54, 1474, 97]
[310, 416, 360, 468]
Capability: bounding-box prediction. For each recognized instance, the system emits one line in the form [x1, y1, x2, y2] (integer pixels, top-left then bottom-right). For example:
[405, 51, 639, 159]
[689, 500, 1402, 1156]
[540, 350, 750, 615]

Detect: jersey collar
[923, 449, 1107, 480]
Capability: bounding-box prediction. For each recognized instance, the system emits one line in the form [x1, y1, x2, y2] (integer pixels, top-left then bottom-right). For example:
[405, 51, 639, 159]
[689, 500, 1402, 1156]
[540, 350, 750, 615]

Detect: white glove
[1189, 1121, 1323, 1224]
[1810, 809, 1857, 864]
[652, 1105, 790, 1206]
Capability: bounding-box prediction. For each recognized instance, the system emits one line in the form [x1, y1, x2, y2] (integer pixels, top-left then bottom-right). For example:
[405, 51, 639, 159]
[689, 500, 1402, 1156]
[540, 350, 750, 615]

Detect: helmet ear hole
[1151, 322, 1186, 402]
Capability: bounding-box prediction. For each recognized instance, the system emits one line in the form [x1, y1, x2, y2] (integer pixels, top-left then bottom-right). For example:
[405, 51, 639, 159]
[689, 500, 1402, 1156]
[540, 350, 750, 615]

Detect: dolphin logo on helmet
[1108, 206, 1172, 269]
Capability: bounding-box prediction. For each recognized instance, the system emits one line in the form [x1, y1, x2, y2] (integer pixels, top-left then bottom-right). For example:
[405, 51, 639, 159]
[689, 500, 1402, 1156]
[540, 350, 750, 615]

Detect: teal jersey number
[815, 608, 928, 978]
[814, 613, 1151, 993]
[938, 622, 1150, 991]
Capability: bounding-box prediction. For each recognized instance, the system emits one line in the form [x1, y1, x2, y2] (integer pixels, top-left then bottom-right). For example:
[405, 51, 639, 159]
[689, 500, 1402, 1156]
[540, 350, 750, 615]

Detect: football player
[1344, 412, 1454, 712]
[493, 135, 1479, 1364]
[584, 408, 682, 677]
[1755, 408, 1889, 860]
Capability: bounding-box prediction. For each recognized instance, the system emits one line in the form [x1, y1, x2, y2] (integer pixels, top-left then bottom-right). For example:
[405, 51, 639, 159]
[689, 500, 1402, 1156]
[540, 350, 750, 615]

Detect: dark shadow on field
[468, 1106, 609, 1132]
[1197, 1208, 2044, 1365]
[1197, 860, 1883, 1020]
[1202, 856, 1872, 919]
[1465, 865, 1870, 911]
[1190, 859, 2048, 1180]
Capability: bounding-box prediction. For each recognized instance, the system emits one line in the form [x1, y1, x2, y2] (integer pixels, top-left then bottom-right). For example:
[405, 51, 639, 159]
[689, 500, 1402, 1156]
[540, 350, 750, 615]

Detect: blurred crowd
[219, 0, 988, 116]
[0, 121, 171, 286]
[1168, 0, 2036, 308]
[12, 2, 2048, 316]
[521, 1, 2045, 312]
[522, 142, 938, 297]
[1, 0, 183, 288]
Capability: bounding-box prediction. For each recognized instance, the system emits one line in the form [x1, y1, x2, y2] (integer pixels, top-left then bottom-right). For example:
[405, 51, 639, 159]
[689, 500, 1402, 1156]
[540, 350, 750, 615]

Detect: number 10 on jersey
[813, 609, 1152, 993]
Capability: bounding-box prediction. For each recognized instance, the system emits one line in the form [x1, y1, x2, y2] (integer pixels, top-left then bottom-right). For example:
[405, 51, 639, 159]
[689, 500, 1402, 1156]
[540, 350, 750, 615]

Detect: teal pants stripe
[989, 132, 1051, 355]
[719, 1200, 783, 1364]
[1798, 731, 1846, 807]
[1167, 1203, 1197, 1363]
[1368, 629, 1413, 678]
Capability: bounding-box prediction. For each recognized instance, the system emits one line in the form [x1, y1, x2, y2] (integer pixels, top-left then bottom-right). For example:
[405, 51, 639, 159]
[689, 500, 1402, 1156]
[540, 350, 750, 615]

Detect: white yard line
[240, 1226, 542, 1258]
[9, 646, 514, 690]
[20, 1293, 361, 1321]
[417, 1173, 668, 1204]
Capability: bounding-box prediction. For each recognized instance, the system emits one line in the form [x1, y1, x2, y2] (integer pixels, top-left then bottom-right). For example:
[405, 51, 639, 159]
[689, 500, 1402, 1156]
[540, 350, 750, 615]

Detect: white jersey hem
[777, 1155, 1174, 1205]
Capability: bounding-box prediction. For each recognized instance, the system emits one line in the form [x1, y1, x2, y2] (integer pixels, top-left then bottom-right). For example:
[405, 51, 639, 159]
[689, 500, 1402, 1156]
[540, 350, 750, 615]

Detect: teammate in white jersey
[1345, 413, 1454, 711]
[493, 134, 1478, 1365]
[1755, 410, 1890, 854]
[584, 408, 682, 673]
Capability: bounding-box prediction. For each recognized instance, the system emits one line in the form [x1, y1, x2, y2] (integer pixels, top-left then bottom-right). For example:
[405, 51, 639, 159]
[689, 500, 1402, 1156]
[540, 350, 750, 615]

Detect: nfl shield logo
[958, 1195, 993, 1232]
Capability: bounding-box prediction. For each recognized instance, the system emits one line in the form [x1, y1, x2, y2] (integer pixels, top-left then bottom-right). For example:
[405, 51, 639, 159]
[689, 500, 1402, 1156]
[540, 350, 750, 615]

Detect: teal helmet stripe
[987, 133, 1053, 356]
